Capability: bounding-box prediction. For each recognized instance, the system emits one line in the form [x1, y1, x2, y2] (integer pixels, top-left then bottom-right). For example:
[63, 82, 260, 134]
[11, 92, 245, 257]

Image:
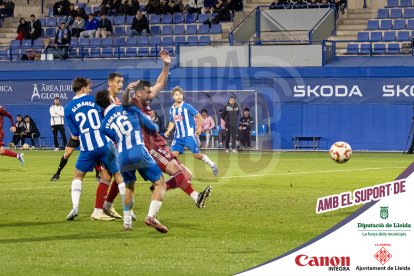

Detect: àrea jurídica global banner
[274, 78, 414, 104]
[236, 163, 414, 276]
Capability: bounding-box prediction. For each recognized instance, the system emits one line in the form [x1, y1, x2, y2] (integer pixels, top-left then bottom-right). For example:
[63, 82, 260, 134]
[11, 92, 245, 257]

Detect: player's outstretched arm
[149, 49, 171, 99]
[135, 107, 159, 133]
[122, 81, 139, 106]
[194, 113, 203, 136]
[164, 121, 175, 138]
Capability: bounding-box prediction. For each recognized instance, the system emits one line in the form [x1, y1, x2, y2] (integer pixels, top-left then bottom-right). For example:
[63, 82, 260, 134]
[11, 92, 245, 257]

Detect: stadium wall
[0, 59, 413, 151]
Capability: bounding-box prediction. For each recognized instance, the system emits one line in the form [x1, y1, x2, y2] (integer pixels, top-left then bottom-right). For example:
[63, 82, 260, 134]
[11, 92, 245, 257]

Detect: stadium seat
[10, 48, 20, 60]
[389, 9, 402, 19]
[126, 37, 137, 45]
[387, 43, 400, 54]
[359, 44, 371, 55]
[150, 35, 161, 45]
[150, 25, 161, 35]
[149, 47, 158, 56]
[380, 20, 392, 30]
[185, 24, 197, 34]
[101, 38, 113, 46]
[209, 24, 222, 34]
[400, 0, 412, 7]
[0, 49, 9, 60]
[185, 13, 197, 23]
[377, 9, 389, 19]
[383, 31, 397, 41]
[107, 15, 114, 24]
[125, 47, 137, 57]
[385, 0, 398, 8]
[92, 6, 101, 14]
[397, 30, 410, 40]
[161, 36, 174, 45]
[173, 13, 184, 24]
[373, 43, 386, 54]
[370, 31, 383, 41]
[393, 19, 406, 29]
[138, 47, 149, 57]
[149, 14, 161, 24]
[357, 31, 370, 41]
[84, 6, 92, 14]
[161, 14, 172, 24]
[174, 36, 186, 45]
[56, 16, 66, 25]
[126, 15, 134, 25]
[21, 39, 32, 47]
[45, 27, 56, 37]
[114, 26, 125, 36]
[367, 20, 379, 30]
[10, 40, 20, 47]
[90, 37, 101, 46]
[346, 43, 359, 55]
[39, 18, 46, 27]
[115, 37, 126, 46]
[137, 36, 150, 45]
[173, 25, 185, 35]
[89, 48, 101, 58]
[187, 36, 198, 45]
[33, 39, 43, 47]
[404, 8, 414, 18]
[198, 24, 209, 34]
[198, 13, 209, 23]
[46, 17, 57, 27]
[47, 8, 53, 17]
[125, 25, 131, 34]
[199, 35, 211, 45]
[79, 37, 90, 46]
[114, 16, 126, 25]
[162, 25, 173, 35]
[70, 38, 78, 46]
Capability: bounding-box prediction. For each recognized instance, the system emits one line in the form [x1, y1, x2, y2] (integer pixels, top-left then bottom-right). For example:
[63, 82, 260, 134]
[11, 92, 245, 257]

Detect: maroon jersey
[0, 106, 14, 133]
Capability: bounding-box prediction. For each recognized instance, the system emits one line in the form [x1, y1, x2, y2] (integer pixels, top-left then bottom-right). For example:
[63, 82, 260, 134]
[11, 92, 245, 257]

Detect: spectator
[95, 13, 112, 37]
[11, 114, 24, 147]
[80, 13, 99, 38]
[187, 0, 204, 14]
[229, 0, 243, 12]
[144, 0, 161, 14]
[0, 0, 14, 20]
[43, 38, 66, 60]
[165, 0, 181, 13]
[150, 110, 165, 134]
[306, 0, 320, 8]
[129, 10, 150, 36]
[270, 0, 285, 9]
[53, 0, 70, 16]
[119, 0, 139, 15]
[28, 14, 42, 42]
[221, 96, 239, 153]
[65, 4, 77, 26]
[55, 22, 71, 59]
[74, 5, 87, 20]
[198, 109, 215, 148]
[50, 96, 67, 151]
[334, 0, 346, 14]
[218, 109, 226, 148]
[238, 108, 254, 149]
[202, 0, 216, 14]
[70, 15, 85, 38]
[21, 115, 40, 148]
[212, 0, 231, 24]
[16, 17, 30, 41]
[100, 0, 117, 16]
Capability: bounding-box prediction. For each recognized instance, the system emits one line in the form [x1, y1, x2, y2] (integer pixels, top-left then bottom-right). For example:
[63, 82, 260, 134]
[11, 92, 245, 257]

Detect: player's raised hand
[126, 81, 140, 91]
[160, 49, 171, 65]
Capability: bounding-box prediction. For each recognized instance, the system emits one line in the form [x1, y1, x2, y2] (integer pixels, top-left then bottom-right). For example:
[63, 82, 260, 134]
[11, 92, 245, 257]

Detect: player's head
[134, 80, 152, 105]
[171, 86, 184, 103]
[228, 96, 236, 105]
[95, 89, 111, 110]
[243, 108, 250, 116]
[54, 96, 60, 106]
[108, 73, 124, 95]
[72, 77, 91, 95]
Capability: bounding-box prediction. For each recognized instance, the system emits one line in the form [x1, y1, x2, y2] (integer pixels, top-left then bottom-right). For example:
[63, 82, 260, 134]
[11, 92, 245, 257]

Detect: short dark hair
[201, 109, 208, 114]
[17, 114, 22, 117]
[89, 13, 94, 16]
[54, 96, 60, 100]
[72, 77, 90, 93]
[135, 80, 151, 92]
[244, 108, 250, 112]
[30, 14, 35, 17]
[95, 89, 111, 109]
[229, 96, 235, 100]
[108, 73, 123, 80]
[24, 115, 30, 119]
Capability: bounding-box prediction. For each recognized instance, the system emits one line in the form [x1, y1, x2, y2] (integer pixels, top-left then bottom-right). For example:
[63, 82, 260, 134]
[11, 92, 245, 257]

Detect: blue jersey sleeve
[130, 106, 159, 133]
[64, 106, 79, 137]
[186, 103, 199, 117]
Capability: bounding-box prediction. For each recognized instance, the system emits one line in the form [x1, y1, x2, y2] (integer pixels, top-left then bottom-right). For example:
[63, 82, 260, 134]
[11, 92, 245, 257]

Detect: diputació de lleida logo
[380, 206, 389, 220]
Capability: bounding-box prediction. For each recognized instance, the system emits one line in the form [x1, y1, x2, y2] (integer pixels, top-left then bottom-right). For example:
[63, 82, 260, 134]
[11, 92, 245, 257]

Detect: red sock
[3, 150, 17, 158]
[174, 171, 195, 196]
[95, 182, 109, 208]
[106, 180, 119, 203]
[165, 177, 177, 190]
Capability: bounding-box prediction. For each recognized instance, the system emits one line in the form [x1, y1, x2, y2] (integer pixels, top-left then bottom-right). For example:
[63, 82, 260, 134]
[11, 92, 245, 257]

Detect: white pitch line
[0, 167, 406, 192]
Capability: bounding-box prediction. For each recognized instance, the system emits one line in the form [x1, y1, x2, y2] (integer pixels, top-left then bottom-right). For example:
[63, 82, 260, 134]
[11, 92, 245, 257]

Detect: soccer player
[64, 77, 126, 222]
[164, 86, 218, 177]
[0, 106, 24, 166]
[96, 89, 168, 233]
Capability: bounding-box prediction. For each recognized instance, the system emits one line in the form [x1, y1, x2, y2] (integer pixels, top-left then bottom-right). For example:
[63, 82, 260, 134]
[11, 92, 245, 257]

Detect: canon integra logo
[295, 254, 351, 266]
[293, 85, 362, 97]
[383, 85, 414, 96]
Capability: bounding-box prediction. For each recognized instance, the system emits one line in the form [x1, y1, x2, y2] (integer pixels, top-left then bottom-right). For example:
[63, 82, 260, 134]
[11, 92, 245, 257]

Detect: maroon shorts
[0, 131, 4, 147]
[148, 145, 178, 173]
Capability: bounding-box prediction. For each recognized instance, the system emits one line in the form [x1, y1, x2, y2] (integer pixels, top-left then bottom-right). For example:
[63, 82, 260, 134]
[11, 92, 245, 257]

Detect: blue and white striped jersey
[101, 104, 158, 153]
[65, 94, 107, 152]
[169, 102, 199, 138]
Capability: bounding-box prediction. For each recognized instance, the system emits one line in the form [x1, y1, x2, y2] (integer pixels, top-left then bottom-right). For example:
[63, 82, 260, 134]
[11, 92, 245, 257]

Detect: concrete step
[0, 38, 12, 46]
[0, 33, 17, 39]
[342, 19, 370, 25]
[346, 13, 376, 19]
[337, 24, 367, 30]
[347, 8, 378, 14]
[329, 35, 357, 40]
[335, 30, 359, 36]
[260, 31, 309, 41]
[0, 27, 17, 33]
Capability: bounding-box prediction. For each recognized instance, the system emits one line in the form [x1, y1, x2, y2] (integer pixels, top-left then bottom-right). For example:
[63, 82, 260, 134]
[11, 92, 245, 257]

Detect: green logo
[380, 206, 389, 220]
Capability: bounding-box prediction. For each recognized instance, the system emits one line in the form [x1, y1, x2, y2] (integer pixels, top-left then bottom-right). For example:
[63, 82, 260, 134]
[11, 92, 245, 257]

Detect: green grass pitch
[0, 150, 411, 275]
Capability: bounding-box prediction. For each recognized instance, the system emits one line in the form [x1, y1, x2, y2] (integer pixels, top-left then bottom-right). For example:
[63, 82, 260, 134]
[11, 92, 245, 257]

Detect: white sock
[71, 179, 82, 209]
[147, 200, 163, 218]
[118, 182, 126, 196]
[202, 154, 214, 167]
[190, 191, 199, 203]
[124, 210, 132, 226]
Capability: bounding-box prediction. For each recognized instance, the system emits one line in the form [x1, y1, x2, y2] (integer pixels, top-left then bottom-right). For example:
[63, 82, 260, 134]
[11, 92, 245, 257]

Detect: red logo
[295, 255, 350, 267]
[173, 115, 183, 122]
[374, 247, 392, 265]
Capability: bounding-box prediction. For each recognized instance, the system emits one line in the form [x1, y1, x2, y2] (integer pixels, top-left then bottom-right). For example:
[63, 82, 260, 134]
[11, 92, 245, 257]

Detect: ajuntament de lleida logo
[380, 206, 389, 219]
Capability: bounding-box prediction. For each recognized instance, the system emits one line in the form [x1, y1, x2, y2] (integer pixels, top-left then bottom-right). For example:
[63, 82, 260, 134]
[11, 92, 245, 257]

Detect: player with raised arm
[64, 77, 126, 222]
[121, 50, 212, 208]
[96, 89, 168, 232]
[0, 106, 24, 166]
[164, 86, 218, 177]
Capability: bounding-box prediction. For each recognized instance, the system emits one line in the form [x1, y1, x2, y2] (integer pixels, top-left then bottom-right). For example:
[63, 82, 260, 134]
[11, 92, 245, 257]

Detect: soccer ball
[22, 143, 30, 150]
[329, 141, 352, 163]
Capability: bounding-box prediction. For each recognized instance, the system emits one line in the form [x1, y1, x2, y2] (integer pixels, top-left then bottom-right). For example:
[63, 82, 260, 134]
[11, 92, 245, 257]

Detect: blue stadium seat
[185, 24, 197, 34]
[107, 15, 114, 24]
[387, 43, 400, 54]
[39, 18, 46, 27]
[164, 46, 174, 56]
[10, 40, 20, 47]
[115, 37, 126, 46]
[101, 37, 113, 46]
[89, 48, 101, 58]
[150, 25, 161, 35]
[126, 15, 134, 25]
[400, 0, 412, 7]
[114, 15, 126, 25]
[370, 31, 383, 41]
[46, 17, 57, 27]
[92, 6, 101, 14]
[373, 43, 386, 54]
[126, 37, 137, 45]
[125, 47, 137, 57]
[173, 13, 184, 24]
[0, 49, 9, 60]
[70, 47, 79, 58]
[161, 14, 172, 24]
[407, 19, 414, 29]
[137, 36, 150, 45]
[45, 27, 56, 37]
[149, 47, 158, 56]
[367, 20, 379, 30]
[389, 9, 402, 19]
[33, 38, 43, 47]
[393, 19, 406, 29]
[209, 24, 222, 34]
[161, 36, 174, 45]
[138, 47, 149, 57]
[47, 8, 53, 17]
[185, 13, 197, 23]
[404, 8, 414, 18]
[383, 31, 397, 41]
[149, 14, 161, 24]
[397, 30, 410, 40]
[162, 25, 173, 35]
[125, 25, 131, 34]
[56, 16, 66, 25]
[187, 35, 198, 45]
[199, 35, 211, 45]
[346, 43, 359, 55]
[84, 6, 92, 14]
[380, 19, 392, 30]
[385, 0, 398, 8]
[22, 39, 32, 47]
[90, 37, 101, 46]
[198, 13, 209, 23]
[150, 35, 161, 45]
[198, 24, 209, 34]
[174, 36, 186, 45]
[377, 9, 389, 19]
[79, 37, 90, 46]
[173, 25, 185, 35]
[357, 31, 370, 41]
[114, 26, 125, 36]
[359, 44, 371, 55]
[10, 48, 20, 60]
